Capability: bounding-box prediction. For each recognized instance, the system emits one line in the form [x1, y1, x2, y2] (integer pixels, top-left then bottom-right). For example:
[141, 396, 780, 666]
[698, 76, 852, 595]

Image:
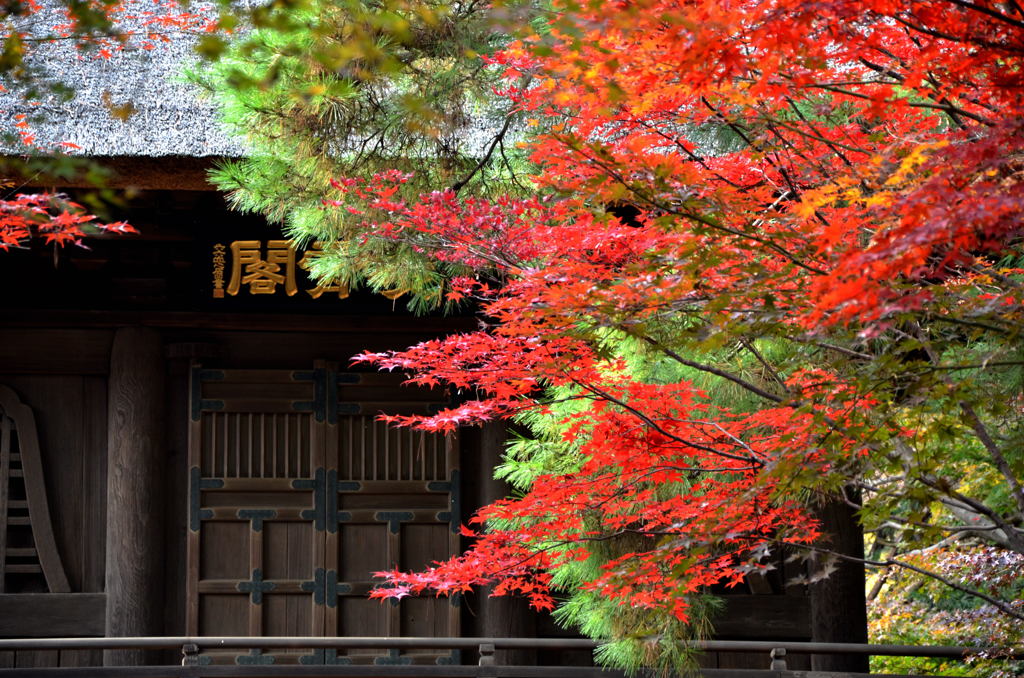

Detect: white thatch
[0, 0, 246, 157]
[0, 1, 518, 161]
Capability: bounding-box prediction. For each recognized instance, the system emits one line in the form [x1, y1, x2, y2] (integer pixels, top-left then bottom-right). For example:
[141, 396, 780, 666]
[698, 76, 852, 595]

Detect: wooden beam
[17, 157, 219, 192]
[0, 310, 476, 335]
[0, 330, 114, 375]
[104, 328, 166, 666]
[810, 494, 868, 672]
[474, 423, 537, 667]
[0, 593, 106, 637]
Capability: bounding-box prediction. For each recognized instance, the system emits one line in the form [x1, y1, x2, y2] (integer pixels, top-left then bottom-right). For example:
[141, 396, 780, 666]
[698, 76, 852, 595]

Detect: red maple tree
[324, 0, 1024, 632]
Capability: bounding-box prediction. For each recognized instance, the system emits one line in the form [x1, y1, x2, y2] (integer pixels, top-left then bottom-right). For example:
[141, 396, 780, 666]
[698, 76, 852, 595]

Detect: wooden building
[0, 184, 818, 670]
[0, 13, 834, 672]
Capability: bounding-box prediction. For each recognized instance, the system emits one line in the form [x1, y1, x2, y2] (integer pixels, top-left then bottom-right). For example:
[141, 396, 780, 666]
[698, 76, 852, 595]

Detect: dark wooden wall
[0, 187, 830, 673]
[0, 328, 112, 668]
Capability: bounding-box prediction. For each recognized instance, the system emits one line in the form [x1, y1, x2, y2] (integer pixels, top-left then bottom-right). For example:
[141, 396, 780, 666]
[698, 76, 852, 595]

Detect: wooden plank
[0, 331, 114, 375]
[205, 370, 307, 385]
[315, 362, 332, 640]
[0, 593, 106, 636]
[0, 311, 476, 335]
[213, 478, 302, 492]
[387, 524, 401, 638]
[263, 522, 314, 637]
[19, 156, 218, 191]
[0, 376, 105, 599]
[339, 481, 452, 495]
[16, 650, 60, 668]
[59, 649, 100, 668]
[336, 509, 449, 525]
[1, 413, 10, 593]
[199, 594, 249, 637]
[400, 525, 450, 638]
[39, 376, 85, 594]
[199, 523, 250, 580]
[164, 354, 195, 641]
[745, 571, 774, 595]
[444, 433, 460, 638]
[338, 524, 388, 640]
[188, 363, 204, 637]
[715, 651, 768, 671]
[713, 594, 810, 639]
[6, 564, 44, 574]
[198, 580, 310, 594]
[249, 527, 263, 637]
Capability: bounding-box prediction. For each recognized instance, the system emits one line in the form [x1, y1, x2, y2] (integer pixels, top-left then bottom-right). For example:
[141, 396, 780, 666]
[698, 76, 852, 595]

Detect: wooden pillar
[104, 327, 166, 666]
[162, 342, 219, 664]
[476, 422, 537, 666]
[810, 491, 868, 673]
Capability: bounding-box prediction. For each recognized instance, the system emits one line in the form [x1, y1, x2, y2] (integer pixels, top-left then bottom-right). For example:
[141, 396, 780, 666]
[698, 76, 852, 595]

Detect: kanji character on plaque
[226, 240, 298, 296]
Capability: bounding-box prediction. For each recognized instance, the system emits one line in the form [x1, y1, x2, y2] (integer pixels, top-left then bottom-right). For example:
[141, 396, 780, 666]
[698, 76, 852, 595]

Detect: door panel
[187, 363, 459, 665]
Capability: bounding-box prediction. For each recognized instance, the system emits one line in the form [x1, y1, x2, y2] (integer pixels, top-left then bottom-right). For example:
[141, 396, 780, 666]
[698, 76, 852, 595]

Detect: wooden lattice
[0, 385, 70, 596]
[186, 364, 460, 666]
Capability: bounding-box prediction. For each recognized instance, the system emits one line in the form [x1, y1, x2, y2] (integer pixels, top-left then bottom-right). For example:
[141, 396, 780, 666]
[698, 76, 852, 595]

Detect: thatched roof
[0, 1, 246, 158]
[0, 1, 516, 167]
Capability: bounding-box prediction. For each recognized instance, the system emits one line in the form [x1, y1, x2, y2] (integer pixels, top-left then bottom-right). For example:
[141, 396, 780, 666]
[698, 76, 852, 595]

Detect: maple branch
[968, 264, 1024, 289]
[911, 325, 1024, 517]
[767, 117, 870, 155]
[808, 341, 873, 361]
[810, 83, 995, 126]
[498, 133, 530, 194]
[929, 314, 1014, 335]
[634, 334, 786, 405]
[559, 137, 829, 275]
[892, 14, 1016, 58]
[923, 361, 1024, 371]
[912, 477, 1024, 554]
[856, 57, 973, 130]
[937, 0, 1024, 29]
[958, 402, 1024, 516]
[786, 542, 1024, 621]
[783, 97, 859, 171]
[633, 119, 752, 190]
[570, 378, 764, 465]
[450, 110, 517, 195]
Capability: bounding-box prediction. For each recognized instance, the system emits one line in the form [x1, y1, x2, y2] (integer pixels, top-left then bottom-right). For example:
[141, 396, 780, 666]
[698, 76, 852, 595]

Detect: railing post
[770, 647, 787, 671]
[182, 643, 201, 666]
[478, 642, 496, 678]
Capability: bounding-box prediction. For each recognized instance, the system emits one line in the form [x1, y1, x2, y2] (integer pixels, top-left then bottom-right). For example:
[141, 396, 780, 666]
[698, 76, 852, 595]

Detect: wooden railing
[0, 637, 1020, 677]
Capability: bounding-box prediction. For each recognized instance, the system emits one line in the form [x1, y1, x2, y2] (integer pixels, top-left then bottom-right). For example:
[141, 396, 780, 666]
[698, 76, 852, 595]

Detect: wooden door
[187, 364, 460, 665]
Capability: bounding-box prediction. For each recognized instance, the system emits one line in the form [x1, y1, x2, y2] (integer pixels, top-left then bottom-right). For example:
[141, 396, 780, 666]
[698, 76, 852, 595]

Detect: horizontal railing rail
[0, 637, 1020, 677]
[0, 637, 1021, 659]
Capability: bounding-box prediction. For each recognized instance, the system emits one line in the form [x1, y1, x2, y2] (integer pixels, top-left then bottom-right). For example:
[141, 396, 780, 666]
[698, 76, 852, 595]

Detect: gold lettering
[227, 240, 298, 296]
[212, 243, 226, 299]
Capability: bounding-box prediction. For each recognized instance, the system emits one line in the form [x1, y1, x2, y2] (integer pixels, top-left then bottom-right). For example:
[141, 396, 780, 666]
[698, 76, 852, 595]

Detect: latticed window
[0, 385, 69, 596]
